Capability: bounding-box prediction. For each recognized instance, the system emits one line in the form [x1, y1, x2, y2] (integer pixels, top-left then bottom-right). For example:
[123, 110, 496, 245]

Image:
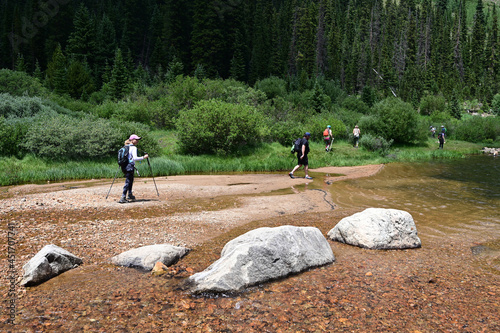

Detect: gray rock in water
[327, 208, 421, 249]
[21, 244, 83, 286]
[185, 225, 335, 294]
[110, 244, 190, 270]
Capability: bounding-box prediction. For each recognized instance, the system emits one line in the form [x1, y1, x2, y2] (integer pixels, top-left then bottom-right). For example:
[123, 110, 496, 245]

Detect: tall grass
[0, 139, 485, 186]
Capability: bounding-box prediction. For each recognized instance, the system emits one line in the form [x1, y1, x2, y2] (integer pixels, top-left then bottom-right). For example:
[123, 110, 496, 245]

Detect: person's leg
[290, 164, 302, 177]
[128, 170, 135, 199]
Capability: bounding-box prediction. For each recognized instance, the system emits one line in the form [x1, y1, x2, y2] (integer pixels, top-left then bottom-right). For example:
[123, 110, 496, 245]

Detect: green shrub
[304, 115, 347, 141]
[341, 96, 370, 114]
[254, 76, 287, 99]
[315, 76, 345, 104]
[0, 116, 30, 157]
[0, 69, 48, 97]
[359, 133, 394, 155]
[454, 115, 500, 142]
[372, 97, 421, 144]
[22, 114, 158, 159]
[419, 94, 446, 116]
[361, 85, 377, 107]
[268, 120, 304, 146]
[491, 93, 500, 115]
[176, 100, 262, 155]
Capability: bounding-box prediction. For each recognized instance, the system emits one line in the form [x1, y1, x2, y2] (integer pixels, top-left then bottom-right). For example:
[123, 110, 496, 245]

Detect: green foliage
[454, 115, 500, 142]
[21, 113, 158, 159]
[0, 94, 54, 118]
[268, 120, 304, 146]
[108, 49, 130, 100]
[254, 76, 287, 99]
[0, 69, 48, 97]
[361, 85, 377, 107]
[176, 100, 263, 155]
[359, 133, 394, 155]
[372, 97, 421, 144]
[45, 44, 68, 95]
[341, 96, 370, 114]
[67, 60, 95, 99]
[419, 94, 446, 116]
[0, 116, 31, 157]
[304, 114, 347, 141]
[492, 93, 500, 115]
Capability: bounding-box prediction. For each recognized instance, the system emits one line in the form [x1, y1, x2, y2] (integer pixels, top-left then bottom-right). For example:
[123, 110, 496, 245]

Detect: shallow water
[323, 155, 500, 273]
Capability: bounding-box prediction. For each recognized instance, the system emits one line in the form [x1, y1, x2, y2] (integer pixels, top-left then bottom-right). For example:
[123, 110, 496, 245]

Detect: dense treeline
[2, 0, 500, 104]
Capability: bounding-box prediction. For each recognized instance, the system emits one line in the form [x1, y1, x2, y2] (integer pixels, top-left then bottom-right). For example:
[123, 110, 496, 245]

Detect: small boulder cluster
[21, 208, 421, 295]
[482, 147, 499, 156]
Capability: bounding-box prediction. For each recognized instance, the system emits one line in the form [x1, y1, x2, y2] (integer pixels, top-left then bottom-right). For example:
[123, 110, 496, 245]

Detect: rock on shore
[327, 208, 421, 249]
[110, 244, 190, 270]
[185, 225, 335, 294]
[21, 244, 83, 286]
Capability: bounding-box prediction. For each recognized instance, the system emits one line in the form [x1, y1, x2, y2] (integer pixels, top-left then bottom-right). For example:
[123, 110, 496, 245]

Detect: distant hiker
[441, 125, 447, 138]
[353, 125, 360, 148]
[438, 133, 445, 149]
[323, 125, 333, 152]
[289, 132, 312, 180]
[430, 126, 436, 138]
[120, 134, 148, 203]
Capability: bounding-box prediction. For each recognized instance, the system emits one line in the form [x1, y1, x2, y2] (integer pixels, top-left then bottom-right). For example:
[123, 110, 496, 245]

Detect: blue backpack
[117, 145, 130, 167]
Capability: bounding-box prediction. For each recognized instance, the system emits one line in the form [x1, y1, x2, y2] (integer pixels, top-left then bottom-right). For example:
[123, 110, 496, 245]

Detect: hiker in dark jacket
[289, 132, 312, 180]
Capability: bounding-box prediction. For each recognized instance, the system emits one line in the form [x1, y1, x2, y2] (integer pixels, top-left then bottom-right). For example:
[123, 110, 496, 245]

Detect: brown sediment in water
[1, 164, 498, 332]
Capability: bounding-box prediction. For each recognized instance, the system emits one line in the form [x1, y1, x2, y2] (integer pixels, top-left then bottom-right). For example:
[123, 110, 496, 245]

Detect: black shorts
[298, 155, 308, 166]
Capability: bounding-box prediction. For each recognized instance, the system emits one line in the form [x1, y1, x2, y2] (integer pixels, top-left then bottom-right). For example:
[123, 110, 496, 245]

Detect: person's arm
[301, 142, 306, 157]
[130, 146, 145, 162]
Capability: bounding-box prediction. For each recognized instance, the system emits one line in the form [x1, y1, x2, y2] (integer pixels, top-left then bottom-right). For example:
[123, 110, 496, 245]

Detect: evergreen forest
[0, 0, 499, 185]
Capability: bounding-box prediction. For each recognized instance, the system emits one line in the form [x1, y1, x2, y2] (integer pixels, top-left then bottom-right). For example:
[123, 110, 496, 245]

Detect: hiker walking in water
[323, 125, 333, 152]
[353, 125, 360, 148]
[289, 132, 312, 180]
[120, 134, 148, 203]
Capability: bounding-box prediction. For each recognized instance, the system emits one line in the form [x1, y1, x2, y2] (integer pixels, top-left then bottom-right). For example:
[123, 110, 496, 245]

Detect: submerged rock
[21, 244, 83, 286]
[111, 244, 190, 270]
[327, 208, 421, 249]
[185, 225, 335, 294]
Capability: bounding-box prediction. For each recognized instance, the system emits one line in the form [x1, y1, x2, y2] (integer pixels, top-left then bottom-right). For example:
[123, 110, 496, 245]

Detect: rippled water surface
[324, 155, 500, 272]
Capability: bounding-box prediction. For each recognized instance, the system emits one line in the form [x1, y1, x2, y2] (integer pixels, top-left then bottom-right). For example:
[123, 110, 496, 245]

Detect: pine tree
[191, 0, 225, 78]
[33, 59, 43, 81]
[15, 53, 27, 72]
[66, 3, 97, 66]
[315, 0, 328, 77]
[45, 44, 68, 95]
[109, 48, 129, 100]
[67, 58, 95, 99]
[230, 29, 246, 81]
[470, 0, 486, 86]
[95, 13, 117, 86]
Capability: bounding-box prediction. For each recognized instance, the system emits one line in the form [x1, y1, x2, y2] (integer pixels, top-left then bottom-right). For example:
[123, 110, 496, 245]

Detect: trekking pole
[105, 168, 121, 199]
[145, 153, 159, 197]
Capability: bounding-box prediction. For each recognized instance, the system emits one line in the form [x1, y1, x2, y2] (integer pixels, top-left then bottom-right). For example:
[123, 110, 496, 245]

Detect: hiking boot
[118, 196, 128, 204]
[305, 176, 313, 180]
[127, 194, 136, 201]
[289, 172, 294, 179]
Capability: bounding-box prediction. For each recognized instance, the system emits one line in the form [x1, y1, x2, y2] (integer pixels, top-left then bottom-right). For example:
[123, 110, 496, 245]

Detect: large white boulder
[186, 225, 335, 294]
[21, 244, 83, 286]
[110, 244, 190, 270]
[327, 208, 421, 249]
